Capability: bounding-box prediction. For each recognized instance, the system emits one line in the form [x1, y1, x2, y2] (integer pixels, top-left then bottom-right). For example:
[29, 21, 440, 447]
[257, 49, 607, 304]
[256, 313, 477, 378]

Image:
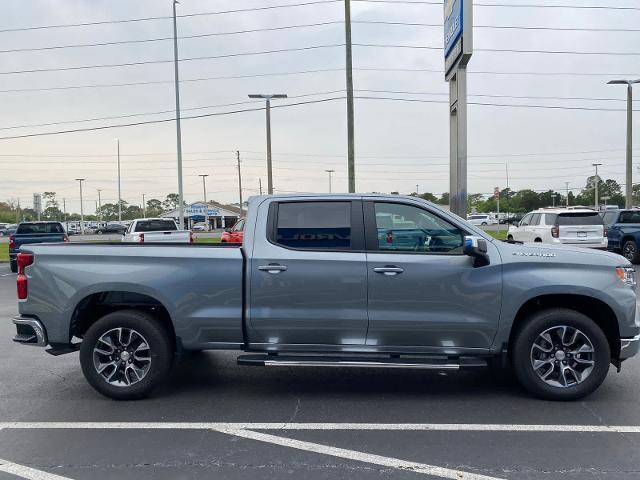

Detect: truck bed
[19, 242, 245, 350]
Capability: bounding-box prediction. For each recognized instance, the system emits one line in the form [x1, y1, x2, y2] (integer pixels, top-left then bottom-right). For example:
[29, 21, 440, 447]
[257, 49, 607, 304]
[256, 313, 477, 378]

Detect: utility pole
[248, 94, 287, 194]
[344, 0, 355, 193]
[325, 169, 335, 193]
[142, 193, 146, 218]
[115, 138, 122, 222]
[97, 189, 102, 223]
[593, 163, 602, 210]
[607, 79, 639, 208]
[237, 151, 244, 216]
[259, 178, 263, 195]
[505, 163, 509, 191]
[173, 0, 185, 229]
[16, 199, 20, 223]
[63, 198, 67, 228]
[565, 182, 570, 207]
[199, 174, 209, 230]
[75, 178, 85, 234]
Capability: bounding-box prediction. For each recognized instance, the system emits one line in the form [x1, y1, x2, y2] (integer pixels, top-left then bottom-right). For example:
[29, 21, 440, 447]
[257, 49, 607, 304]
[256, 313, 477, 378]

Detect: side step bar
[237, 355, 487, 370]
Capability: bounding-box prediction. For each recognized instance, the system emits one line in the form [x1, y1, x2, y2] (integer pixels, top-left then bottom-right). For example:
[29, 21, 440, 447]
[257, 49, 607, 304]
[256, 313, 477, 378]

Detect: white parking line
[0, 458, 73, 480]
[216, 427, 504, 480]
[1, 422, 640, 433]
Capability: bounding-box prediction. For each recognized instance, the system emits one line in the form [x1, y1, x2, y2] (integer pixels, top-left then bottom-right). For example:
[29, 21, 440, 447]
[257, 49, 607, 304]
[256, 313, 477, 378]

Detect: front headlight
[616, 266, 636, 287]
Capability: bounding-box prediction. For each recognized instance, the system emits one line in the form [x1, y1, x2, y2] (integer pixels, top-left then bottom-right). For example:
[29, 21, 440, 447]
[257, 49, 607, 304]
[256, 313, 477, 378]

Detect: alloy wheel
[93, 327, 151, 387]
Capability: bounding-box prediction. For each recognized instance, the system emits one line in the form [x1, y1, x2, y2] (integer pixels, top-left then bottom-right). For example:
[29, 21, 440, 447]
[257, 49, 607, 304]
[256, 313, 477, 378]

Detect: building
[161, 201, 242, 230]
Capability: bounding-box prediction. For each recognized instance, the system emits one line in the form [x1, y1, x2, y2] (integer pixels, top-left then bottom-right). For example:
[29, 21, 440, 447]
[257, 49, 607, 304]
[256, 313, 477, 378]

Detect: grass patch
[486, 230, 508, 241]
[194, 237, 221, 244]
[0, 243, 7, 263]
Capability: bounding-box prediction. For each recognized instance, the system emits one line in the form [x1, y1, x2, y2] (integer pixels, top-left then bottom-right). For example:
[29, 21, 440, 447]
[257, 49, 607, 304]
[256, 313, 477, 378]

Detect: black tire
[534, 238, 542, 243]
[80, 309, 174, 400]
[507, 235, 514, 241]
[10, 260, 17, 273]
[512, 308, 610, 401]
[622, 240, 639, 264]
[481, 222, 488, 226]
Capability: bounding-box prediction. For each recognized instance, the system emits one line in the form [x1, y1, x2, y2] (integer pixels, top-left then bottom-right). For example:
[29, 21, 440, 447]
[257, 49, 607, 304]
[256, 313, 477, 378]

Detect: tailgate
[140, 231, 190, 243]
[559, 225, 604, 243]
[13, 234, 66, 249]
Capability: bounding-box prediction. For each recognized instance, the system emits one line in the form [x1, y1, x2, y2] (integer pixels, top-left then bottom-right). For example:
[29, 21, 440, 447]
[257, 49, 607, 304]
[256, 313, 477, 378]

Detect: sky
[0, 0, 639, 213]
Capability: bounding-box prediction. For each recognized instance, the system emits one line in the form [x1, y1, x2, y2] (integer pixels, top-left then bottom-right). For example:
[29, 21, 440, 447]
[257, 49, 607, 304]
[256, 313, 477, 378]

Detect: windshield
[134, 220, 177, 232]
[555, 212, 603, 226]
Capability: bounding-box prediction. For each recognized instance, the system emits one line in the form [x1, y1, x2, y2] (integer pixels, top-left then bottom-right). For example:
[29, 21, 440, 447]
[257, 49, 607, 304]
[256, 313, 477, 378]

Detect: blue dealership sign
[444, 0, 463, 58]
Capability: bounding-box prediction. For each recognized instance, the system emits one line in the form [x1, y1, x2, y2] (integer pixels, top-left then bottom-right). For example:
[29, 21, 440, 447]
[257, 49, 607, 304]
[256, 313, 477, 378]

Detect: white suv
[507, 208, 607, 249]
[467, 214, 497, 226]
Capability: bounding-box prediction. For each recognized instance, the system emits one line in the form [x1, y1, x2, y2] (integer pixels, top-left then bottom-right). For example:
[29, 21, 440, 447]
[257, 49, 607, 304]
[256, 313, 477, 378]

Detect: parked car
[466, 214, 496, 226]
[8, 221, 68, 272]
[95, 222, 127, 235]
[507, 208, 607, 249]
[123, 218, 192, 243]
[191, 222, 208, 232]
[10, 194, 639, 401]
[221, 218, 245, 244]
[603, 209, 640, 263]
[3, 224, 18, 236]
[0, 224, 8, 236]
[500, 213, 524, 225]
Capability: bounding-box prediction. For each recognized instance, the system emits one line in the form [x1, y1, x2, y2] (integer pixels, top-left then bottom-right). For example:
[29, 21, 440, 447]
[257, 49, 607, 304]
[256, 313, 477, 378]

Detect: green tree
[145, 198, 164, 217]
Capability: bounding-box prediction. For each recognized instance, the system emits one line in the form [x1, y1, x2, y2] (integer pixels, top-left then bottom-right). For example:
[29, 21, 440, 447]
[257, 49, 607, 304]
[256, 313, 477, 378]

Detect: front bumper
[12, 315, 48, 347]
[620, 334, 640, 360]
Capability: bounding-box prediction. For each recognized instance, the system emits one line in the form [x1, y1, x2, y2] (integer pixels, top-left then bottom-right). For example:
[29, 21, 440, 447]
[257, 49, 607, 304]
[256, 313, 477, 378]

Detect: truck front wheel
[80, 309, 174, 400]
[512, 308, 610, 401]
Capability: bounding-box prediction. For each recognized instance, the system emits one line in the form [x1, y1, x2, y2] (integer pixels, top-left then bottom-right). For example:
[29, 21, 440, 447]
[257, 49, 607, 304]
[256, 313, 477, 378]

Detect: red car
[221, 218, 245, 244]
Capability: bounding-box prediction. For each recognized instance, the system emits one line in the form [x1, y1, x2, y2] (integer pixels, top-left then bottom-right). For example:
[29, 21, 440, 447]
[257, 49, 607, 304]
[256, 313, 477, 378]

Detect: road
[0, 262, 639, 479]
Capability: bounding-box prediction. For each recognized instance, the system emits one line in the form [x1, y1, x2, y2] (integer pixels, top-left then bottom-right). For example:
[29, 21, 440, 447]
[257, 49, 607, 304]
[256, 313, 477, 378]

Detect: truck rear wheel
[10, 260, 17, 273]
[80, 309, 173, 400]
[512, 308, 610, 401]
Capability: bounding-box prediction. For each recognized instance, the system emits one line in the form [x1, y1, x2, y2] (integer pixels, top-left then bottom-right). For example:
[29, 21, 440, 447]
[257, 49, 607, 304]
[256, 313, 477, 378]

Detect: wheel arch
[508, 294, 621, 359]
[70, 291, 177, 351]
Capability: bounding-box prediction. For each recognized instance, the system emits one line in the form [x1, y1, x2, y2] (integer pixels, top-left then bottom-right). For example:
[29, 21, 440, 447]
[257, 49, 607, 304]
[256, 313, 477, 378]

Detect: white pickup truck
[122, 218, 192, 243]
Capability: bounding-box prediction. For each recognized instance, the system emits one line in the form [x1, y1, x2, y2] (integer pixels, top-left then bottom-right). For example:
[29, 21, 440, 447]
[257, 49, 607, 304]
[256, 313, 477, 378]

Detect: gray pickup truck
[11, 195, 640, 401]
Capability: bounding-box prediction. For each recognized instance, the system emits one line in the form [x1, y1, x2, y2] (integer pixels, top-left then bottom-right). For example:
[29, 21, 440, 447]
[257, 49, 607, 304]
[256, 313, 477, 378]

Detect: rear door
[248, 199, 368, 346]
[557, 212, 604, 245]
[364, 200, 502, 349]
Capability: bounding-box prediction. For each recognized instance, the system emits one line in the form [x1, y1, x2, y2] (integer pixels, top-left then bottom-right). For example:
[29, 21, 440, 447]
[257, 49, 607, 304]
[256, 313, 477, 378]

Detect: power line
[0, 44, 345, 76]
[354, 43, 640, 56]
[0, 0, 342, 34]
[353, 0, 640, 9]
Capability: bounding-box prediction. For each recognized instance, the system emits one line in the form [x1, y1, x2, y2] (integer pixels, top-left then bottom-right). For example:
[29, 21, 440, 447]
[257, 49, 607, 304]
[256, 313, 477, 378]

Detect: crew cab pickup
[11, 195, 640, 401]
[122, 218, 192, 243]
[603, 209, 640, 263]
[8, 221, 68, 273]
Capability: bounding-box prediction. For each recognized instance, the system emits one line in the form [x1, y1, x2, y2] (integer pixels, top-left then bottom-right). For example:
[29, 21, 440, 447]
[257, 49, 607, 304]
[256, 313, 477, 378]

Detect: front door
[364, 200, 502, 350]
[248, 199, 368, 347]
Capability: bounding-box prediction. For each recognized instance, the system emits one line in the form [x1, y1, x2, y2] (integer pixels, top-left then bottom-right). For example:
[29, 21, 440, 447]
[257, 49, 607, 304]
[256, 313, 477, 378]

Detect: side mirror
[463, 236, 490, 267]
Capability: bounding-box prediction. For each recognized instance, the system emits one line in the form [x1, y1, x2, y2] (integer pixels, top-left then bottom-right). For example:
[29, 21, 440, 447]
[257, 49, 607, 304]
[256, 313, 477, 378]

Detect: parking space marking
[1, 422, 640, 433]
[214, 427, 504, 480]
[0, 458, 73, 480]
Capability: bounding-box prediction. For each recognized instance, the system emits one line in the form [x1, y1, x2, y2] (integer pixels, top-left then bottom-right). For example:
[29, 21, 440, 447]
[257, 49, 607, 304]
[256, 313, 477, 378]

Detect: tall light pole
[173, 0, 185, 229]
[325, 169, 335, 193]
[248, 93, 287, 194]
[607, 79, 639, 208]
[75, 178, 85, 234]
[344, 0, 355, 193]
[237, 151, 244, 216]
[565, 182, 570, 207]
[115, 138, 121, 222]
[199, 174, 209, 230]
[97, 189, 102, 223]
[593, 163, 602, 210]
[142, 193, 146, 218]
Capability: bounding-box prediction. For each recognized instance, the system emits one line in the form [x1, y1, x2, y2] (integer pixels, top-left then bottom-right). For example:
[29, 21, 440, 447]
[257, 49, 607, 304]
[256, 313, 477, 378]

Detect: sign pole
[444, 0, 472, 218]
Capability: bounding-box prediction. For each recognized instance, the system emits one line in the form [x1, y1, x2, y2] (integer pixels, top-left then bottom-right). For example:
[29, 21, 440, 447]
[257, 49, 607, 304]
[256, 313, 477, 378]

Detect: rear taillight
[551, 226, 559, 238]
[16, 252, 34, 300]
[9, 235, 14, 250]
[63, 234, 69, 242]
[139, 233, 145, 243]
[189, 231, 194, 243]
[604, 227, 608, 238]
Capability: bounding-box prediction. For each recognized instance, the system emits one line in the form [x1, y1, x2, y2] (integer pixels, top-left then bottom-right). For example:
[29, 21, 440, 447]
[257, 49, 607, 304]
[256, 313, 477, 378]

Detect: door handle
[373, 266, 404, 276]
[258, 264, 288, 274]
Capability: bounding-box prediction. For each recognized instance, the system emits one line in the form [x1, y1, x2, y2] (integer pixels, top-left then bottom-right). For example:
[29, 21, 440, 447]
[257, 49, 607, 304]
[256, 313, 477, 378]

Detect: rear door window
[134, 220, 177, 232]
[557, 212, 603, 226]
[273, 202, 353, 250]
[16, 223, 64, 234]
[618, 211, 640, 224]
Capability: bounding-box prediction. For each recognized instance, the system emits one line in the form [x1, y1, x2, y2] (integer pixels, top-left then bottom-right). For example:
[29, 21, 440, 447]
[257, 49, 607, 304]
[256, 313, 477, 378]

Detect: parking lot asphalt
[0, 262, 639, 479]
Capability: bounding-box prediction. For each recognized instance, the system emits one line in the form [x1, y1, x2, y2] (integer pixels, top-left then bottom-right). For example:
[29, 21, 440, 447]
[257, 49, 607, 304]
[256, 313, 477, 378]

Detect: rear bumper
[620, 334, 640, 360]
[12, 315, 48, 347]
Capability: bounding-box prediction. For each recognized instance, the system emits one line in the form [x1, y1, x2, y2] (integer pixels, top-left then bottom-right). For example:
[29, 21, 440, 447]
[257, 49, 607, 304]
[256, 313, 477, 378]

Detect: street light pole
[115, 138, 121, 222]
[608, 79, 639, 208]
[593, 163, 602, 210]
[344, 0, 355, 193]
[97, 189, 102, 223]
[248, 94, 287, 194]
[173, 0, 185, 229]
[199, 174, 209, 230]
[325, 169, 335, 193]
[565, 182, 570, 207]
[142, 193, 146, 218]
[75, 178, 85, 234]
[237, 151, 244, 216]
